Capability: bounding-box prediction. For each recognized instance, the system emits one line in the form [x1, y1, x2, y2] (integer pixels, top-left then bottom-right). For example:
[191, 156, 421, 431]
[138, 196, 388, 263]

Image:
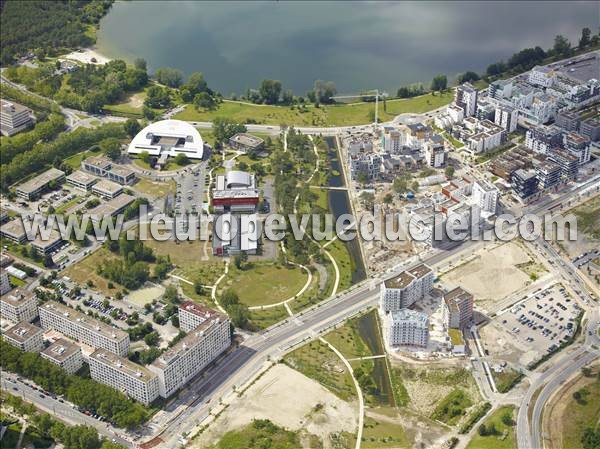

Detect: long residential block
[39, 301, 130, 356]
[380, 264, 434, 312]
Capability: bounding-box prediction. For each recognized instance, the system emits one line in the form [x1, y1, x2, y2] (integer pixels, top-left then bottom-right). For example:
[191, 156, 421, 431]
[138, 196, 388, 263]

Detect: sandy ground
[126, 285, 164, 307]
[191, 364, 357, 449]
[479, 321, 539, 366]
[62, 47, 111, 65]
[442, 242, 532, 303]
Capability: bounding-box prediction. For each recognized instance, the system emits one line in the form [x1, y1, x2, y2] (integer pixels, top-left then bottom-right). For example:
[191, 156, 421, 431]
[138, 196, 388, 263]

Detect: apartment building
[424, 139, 447, 168]
[580, 117, 600, 141]
[528, 66, 555, 88]
[380, 264, 434, 312]
[387, 309, 429, 347]
[3, 322, 44, 352]
[0, 290, 38, 323]
[41, 338, 83, 374]
[16, 168, 65, 201]
[39, 301, 130, 356]
[0, 271, 10, 295]
[455, 83, 478, 117]
[555, 110, 580, 132]
[525, 124, 563, 155]
[66, 170, 98, 191]
[149, 303, 231, 398]
[534, 159, 562, 190]
[494, 104, 518, 133]
[563, 132, 591, 165]
[442, 287, 474, 329]
[548, 148, 579, 181]
[511, 169, 539, 200]
[89, 349, 159, 405]
[472, 179, 499, 216]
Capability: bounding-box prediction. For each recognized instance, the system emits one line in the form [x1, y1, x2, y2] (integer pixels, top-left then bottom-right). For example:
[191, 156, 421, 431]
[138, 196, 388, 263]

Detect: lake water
[97, 1, 597, 95]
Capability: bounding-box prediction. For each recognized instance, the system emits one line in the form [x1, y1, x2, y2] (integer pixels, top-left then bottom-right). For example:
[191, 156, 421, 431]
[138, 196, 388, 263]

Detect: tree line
[0, 339, 149, 428]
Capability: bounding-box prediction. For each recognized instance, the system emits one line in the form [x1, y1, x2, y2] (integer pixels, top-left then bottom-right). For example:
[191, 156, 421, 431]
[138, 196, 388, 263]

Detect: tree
[445, 165, 455, 178]
[174, 153, 189, 166]
[501, 412, 514, 427]
[553, 35, 571, 58]
[393, 176, 409, 194]
[313, 80, 337, 104]
[579, 27, 592, 49]
[100, 137, 121, 161]
[457, 71, 480, 84]
[383, 193, 393, 204]
[411, 181, 420, 192]
[212, 117, 247, 147]
[184, 72, 208, 96]
[144, 85, 171, 108]
[259, 79, 282, 104]
[163, 285, 178, 303]
[154, 67, 183, 88]
[431, 74, 448, 92]
[144, 331, 160, 346]
[124, 118, 141, 138]
[139, 151, 150, 164]
[133, 58, 147, 71]
[193, 278, 203, 295]
[221, 289, 240, 308]
[193, 92, 216, 110]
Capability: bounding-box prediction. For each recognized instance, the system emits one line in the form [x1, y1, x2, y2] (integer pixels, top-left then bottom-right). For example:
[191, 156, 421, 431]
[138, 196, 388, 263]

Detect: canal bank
[325, 136, 366, 285]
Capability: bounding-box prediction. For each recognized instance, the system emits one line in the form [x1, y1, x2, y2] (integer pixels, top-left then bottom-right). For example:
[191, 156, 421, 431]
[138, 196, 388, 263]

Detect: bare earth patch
[191, 364, 357, 449]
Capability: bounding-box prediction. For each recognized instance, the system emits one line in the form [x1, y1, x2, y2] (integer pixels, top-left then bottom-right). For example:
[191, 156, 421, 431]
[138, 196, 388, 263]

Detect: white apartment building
[424, 140, 447, 168]
[380, 264, 434, 312]
[494, 104, 518, 133]
[3, 322, 44, 352]
[455, 83, 478, 117]
[39, 301, 130, 356]
[89, 349, 159, 406]
[0, 271, 11, 295]
[528, 66, 555, 88]
[149, 303, 231, 398]
[387, 309, 429, 347]
[0, 290, 39, 323]
[442, 287, 474, 329]
[41, 338, 83, 374]
[472, 179, 499, 216]
[382, 127, 405, 153]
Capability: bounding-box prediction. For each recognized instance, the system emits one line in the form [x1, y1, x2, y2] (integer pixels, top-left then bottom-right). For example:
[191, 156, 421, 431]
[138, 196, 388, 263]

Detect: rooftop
[16, 168, 65, 194]
[230, 133, 264, 148]
[1, 100, 30, 115]
[87, 193, 135, 217]
[67, 170, 98, 185]
[0, 219, 26, 238]
[83, 156, 112, 169]
[93, 179, 123, 195]
[4, 321, 42, 343]
[90, 348, 156, 383]
[40, 301, 128, 341]
[390, 308, 429, 326]
[41, 338, 81, 362]
[408, 263, 432, 280]
[384, 271, 415, 289]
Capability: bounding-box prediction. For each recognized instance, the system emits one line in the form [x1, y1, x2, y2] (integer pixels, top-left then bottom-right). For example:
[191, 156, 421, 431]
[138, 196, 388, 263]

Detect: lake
[97, 1, 598, 96]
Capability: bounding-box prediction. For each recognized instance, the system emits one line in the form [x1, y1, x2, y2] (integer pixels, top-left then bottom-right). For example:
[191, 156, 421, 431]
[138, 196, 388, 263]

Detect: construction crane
[330, 89, 388, 127]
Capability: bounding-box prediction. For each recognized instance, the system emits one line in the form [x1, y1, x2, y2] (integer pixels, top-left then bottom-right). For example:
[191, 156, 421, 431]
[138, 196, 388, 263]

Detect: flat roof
[87, 193, 135, 217]
[40, 301, 129, 341]
[0, 219, 26, 238]
[31, 230, 62, 249]
[83, 156, 112, 169]
[4, 321, 42, 343]
[390, 308, 429, 325]
[108, 166, 135, 177]
[1, 99, 29, 115]
[41, 338, 81, 362]
[90, 348, 156, 383]
[16, 168, 65, 194]
[1, 289, 35, 307]
[384, 271, 415, 289]
[67, 170, 98, 185]
[408, 264, 432, 280]
[444, 287, 473, 307]
[230, 133, 264, 147]
[92, 179, 123, 195]
[448, 328, 464, 345]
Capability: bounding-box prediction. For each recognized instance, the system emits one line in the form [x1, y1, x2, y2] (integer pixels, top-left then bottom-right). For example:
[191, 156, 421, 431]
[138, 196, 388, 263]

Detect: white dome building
[127, 119, 204, 160]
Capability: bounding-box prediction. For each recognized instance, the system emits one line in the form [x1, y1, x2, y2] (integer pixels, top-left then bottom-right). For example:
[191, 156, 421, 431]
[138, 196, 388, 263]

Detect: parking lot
[496, 283, 581, 356]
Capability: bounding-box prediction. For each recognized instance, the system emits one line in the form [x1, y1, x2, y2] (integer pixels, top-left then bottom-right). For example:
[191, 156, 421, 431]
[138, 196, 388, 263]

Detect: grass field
[573, 195, 600, 239]
[132, 178, 176, 197]
[220, 262, 309, 307]
[492, 369, 524, 394]
[431, 388, 473, 426]
[325, 313, 375, 359]
[361, 415, 410, 448]
[210, 419, 302, 449]
[103, 89, 147, 118]
[63, 150, 94, 170]
[63, 247, 121, 297]
[284, 339, 357, 401]
[466, 406, 516, 449]
[247, 305, 289, 330]
[326, 238, 354, 292]
[558, 374, 600, 449]
[174, 92, 453, 127]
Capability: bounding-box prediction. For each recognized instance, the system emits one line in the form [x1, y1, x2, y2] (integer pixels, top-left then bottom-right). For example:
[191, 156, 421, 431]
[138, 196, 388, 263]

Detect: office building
[89, 349, 159, 406]
[387, 309, 429, 347]
[39, 301, 130, 356]
[66, 170, 98, 191]
[87, 194, 136, 222]
[149, 302, 231, 398]
[229, 133, 265, 153]
[555, 110, 580, 132]
[380, 264, 434, 312]
[1, 100, 33, 136]
[15, 168, 65, 200]
[0, 219, 27, 244]
[1, 290, 38, 323]
[455, 83, 478, 117]
[3, 322, 43, 352]
[92, 179, 123, 199]
[128, 119, 204, 160]
[81, 156, 136, 185]
[580, 117, 600, 141]
[0, 271, 11, 295]
[31, 230, 63, 256]
[443, 287, 474, 329]
[41, 338, 83, 374]
[107, 166, 136, 185]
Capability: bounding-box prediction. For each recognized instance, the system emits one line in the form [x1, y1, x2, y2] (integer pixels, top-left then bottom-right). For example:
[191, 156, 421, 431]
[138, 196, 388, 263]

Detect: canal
[324, 137, 366, 285]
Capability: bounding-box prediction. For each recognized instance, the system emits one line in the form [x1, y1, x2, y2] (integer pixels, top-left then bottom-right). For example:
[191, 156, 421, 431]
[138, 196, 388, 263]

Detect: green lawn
[325, 312, 375, 359]
[466, 406, 516, 449]
[63, 247, 122, 297]
[220, 262, 309, 307]
[492, 369, 524, 394]
[9, 275, 26, 287]
[362, 415, 410, 449]
[63, 150, 93, 170]
[132, 178, 176, 198]
[283, 339, 357, 401]
[431, 389, 473, 426]
[174, 92, 453, 127]
[560, 375, 600, 449]
[247, 305, 289, 330]
[210, 419, 303, 449]
[103, 89, 148, 118]
[326, 238, 355, 292]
